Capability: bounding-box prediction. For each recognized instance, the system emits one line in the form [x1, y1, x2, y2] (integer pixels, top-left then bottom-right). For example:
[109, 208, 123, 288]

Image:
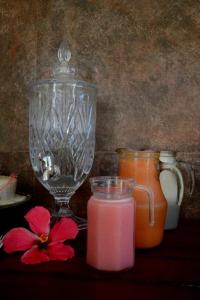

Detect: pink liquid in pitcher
[87, 196, 134, 271]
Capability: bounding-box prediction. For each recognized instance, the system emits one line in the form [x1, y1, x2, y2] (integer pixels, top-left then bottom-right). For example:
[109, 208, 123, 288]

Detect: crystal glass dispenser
[29, 41, 96, 229]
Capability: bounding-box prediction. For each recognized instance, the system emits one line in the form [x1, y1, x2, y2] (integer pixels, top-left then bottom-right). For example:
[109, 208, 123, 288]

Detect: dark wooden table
[0, 199, 200, 300]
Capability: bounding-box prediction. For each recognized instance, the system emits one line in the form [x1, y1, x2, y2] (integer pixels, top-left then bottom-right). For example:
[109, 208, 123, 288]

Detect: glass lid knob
[53, 40, 75, 78]
[58, 40, 71, 64]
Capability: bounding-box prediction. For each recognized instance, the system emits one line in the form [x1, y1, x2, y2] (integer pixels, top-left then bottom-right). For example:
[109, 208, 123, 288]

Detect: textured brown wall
[0, 0, 199, 218]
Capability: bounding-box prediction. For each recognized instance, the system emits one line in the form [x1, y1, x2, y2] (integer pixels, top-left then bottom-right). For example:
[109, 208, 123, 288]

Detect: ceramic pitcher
[159, 151, 195, 230]
[116, 148, 167, 249]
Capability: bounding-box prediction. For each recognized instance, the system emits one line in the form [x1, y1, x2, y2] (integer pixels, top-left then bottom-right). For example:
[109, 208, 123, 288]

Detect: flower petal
[3, 228, 38, 253]
[21, 245, 50, 264]
[47, 242, 74, 261]
[50, 218, 78, 242]
[25, 206, 50, 235]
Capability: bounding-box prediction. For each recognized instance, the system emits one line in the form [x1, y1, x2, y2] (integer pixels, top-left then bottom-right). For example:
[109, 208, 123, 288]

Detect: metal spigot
[43, 168, 54, 181]
[39, 154, 60, 181]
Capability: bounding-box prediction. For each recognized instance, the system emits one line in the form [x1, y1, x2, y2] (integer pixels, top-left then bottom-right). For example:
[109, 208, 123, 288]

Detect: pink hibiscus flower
[3, 206, 78, 264]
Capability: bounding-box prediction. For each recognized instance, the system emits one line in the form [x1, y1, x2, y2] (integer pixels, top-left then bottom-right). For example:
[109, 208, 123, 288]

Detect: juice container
[87, 176, 153, 271]
[117, 149, 167, 248]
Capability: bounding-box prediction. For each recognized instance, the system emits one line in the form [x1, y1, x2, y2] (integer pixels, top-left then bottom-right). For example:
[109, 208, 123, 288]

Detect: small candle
[87, 177, 135, 271]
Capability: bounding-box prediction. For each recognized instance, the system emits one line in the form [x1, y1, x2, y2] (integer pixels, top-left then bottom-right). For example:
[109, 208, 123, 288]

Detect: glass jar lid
[31, 41, 96, 90]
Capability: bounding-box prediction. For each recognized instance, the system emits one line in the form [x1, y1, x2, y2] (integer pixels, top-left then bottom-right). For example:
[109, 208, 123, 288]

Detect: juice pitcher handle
[134, 184, 155, 226]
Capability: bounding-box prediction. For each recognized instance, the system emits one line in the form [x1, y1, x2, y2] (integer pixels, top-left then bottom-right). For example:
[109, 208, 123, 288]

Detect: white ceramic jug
[159, 151, 195, 230]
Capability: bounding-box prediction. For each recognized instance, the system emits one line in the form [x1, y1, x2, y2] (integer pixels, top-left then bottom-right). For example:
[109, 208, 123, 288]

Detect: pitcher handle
[134, 184, 154, 226]
[162, 166, 184, 206]
[179, 161, 195, 197]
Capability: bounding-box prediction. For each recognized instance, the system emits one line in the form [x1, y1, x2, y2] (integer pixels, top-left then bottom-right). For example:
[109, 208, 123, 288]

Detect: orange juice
[117, 149, 167, 248]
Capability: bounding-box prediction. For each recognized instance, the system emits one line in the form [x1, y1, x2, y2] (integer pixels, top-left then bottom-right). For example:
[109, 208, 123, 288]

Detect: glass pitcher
[87, 176, 153, 271]
[116, 148, 167, 248]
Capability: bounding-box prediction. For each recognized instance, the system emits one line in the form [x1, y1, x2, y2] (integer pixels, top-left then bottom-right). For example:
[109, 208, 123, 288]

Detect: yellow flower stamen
[39, 233, 48, 243]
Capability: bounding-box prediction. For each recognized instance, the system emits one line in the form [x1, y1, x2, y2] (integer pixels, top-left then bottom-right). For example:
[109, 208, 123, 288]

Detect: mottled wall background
[0, 0, 199, 217]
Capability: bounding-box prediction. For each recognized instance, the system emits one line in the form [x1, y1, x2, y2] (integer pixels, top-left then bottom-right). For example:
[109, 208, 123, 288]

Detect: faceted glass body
[29, 79, 96, 224]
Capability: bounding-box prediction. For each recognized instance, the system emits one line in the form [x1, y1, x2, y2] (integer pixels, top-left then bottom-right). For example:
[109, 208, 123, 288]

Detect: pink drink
[87, 177, 135, 271]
